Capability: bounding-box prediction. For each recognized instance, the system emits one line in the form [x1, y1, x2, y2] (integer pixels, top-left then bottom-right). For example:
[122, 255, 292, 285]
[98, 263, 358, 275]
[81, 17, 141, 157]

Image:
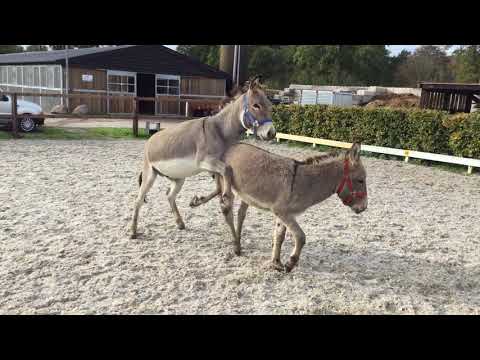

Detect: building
[0, 45, 230, 116]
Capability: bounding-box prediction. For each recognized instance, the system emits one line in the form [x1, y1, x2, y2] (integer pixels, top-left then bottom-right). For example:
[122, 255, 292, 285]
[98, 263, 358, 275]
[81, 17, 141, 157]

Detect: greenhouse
[0, 65, 63, 112]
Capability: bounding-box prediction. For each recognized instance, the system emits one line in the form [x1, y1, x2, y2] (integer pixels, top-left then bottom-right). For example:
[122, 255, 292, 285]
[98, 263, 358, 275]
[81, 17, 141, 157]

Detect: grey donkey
[131, 79, 276, 238]
[189, 142, 368, 272]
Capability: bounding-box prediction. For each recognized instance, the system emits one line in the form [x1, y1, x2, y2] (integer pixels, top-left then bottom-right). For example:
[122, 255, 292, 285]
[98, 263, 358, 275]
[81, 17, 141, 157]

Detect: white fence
[247, 131, 479, 174]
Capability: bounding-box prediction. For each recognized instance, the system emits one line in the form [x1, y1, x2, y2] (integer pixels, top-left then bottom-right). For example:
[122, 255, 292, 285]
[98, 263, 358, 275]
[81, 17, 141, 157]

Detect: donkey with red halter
[130, 78, 275, 239]
[190, 143, 368, 272]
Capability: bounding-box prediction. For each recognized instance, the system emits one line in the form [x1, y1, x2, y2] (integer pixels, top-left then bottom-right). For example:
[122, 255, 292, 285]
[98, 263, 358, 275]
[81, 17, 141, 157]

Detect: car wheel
[19, 115, 36, 133]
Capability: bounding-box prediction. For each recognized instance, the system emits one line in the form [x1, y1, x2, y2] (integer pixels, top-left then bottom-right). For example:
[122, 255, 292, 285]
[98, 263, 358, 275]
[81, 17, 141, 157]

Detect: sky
[387, 45, 418, 55]
[166, 45, 458, 55]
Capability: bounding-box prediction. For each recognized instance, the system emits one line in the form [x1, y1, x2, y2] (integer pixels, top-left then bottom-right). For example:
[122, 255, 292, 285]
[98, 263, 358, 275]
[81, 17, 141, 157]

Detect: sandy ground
[1, 138, 480, 315]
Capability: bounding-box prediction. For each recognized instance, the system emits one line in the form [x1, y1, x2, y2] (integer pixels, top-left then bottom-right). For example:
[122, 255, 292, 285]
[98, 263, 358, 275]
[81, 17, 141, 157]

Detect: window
[25, 67, 34, 87]
[34, 67, 40, 87]
[16, 67, 22, 86]
[46, 67, 54, 89]
[9, 67, 17, 85]
[54, 67, 61, 89]
[108, 71, 136, 94]
[40, 67, 47, 88]
[156, 75, 180, 96]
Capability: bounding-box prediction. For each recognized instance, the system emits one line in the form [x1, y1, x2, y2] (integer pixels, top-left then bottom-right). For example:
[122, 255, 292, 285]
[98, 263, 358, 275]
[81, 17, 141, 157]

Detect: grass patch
[0, 127, 151, 140]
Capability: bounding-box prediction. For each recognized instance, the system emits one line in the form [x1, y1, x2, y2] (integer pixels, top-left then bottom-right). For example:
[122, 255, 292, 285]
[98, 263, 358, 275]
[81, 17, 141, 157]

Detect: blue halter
[242, 95, 273, 130]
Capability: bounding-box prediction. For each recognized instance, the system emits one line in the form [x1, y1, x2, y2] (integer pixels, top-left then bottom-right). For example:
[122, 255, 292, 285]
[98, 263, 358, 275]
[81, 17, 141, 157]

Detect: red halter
[336, 159, 367, 206]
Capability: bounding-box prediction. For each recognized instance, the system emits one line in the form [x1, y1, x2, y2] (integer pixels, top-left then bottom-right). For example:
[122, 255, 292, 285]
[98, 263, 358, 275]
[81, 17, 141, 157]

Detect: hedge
[272, 105, 480, 159]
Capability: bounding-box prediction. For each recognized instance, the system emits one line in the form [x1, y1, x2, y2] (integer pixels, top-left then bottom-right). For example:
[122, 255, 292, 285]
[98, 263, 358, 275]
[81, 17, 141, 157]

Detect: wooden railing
[2, 92, 225, 138]
[246, 131, 479, 175]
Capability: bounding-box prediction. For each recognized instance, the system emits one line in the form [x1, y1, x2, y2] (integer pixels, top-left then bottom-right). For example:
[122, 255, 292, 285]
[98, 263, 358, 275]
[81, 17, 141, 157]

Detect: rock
[50, 104, 69, 114]
[72, 104, 89, 115]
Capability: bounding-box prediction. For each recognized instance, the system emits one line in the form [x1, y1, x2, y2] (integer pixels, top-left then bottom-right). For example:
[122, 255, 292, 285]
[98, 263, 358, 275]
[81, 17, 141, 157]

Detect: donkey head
[241, 77, 276, 141]
[337, 143, 368, 214]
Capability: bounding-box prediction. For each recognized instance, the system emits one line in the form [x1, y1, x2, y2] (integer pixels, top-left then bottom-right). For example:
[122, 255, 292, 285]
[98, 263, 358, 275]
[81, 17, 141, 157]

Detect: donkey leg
[216, 192, 242, 256]
[236, 201, 249, 244]
[190, 173, 222, 208]
[271, 218, 287, 271]
[198, 158, 233, 213]
[274, 214, 306, 273]
[167, 178, 186, 230]
[131, 166, 157, 239]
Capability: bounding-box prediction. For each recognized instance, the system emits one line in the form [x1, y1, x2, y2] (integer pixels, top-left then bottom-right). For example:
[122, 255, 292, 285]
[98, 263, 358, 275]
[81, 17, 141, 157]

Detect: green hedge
[271, 105, 480, 159]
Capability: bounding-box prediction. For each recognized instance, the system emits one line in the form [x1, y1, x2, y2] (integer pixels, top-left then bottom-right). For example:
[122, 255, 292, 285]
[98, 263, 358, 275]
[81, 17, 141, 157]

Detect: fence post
[133, 97, 139, 137]
[185, 101, 189, 118]
[467, 166, 473, 175]
[11, 93, 19, 138]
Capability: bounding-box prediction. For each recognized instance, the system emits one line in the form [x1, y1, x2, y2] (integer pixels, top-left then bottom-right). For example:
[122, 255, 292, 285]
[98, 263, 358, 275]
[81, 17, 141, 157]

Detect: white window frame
[156, 74, 181, 97]
[107, 70, 137, 95]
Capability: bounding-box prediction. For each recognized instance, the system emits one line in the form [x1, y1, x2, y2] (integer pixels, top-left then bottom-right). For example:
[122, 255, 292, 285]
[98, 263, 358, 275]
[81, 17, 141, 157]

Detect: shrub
[271, 105, 480, 159]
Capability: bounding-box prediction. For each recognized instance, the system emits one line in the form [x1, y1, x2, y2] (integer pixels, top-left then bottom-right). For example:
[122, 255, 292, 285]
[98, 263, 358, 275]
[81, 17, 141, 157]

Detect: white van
[0, 93, 45, 132]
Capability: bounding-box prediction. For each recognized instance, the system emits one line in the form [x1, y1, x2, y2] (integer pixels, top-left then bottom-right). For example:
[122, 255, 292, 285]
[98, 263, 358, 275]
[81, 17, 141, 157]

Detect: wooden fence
[2, 92, 224, 138]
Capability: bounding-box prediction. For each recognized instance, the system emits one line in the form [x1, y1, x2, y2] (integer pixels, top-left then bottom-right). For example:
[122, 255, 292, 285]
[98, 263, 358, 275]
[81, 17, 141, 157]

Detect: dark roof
[420, 82, 480, 93]
[0, 45, 230, 80]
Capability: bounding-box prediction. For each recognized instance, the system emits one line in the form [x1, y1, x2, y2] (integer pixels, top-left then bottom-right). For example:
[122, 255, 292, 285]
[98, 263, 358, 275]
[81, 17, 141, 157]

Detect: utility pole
[65, 45, 70, 109]
[236, 45, 241, 87]
[232, 45, 238, 85]
[220, 45, 234, 90]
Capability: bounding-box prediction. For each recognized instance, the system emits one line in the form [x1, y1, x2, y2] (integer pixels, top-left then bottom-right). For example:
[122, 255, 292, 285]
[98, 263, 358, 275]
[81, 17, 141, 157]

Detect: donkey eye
[253, 104, 261, 110]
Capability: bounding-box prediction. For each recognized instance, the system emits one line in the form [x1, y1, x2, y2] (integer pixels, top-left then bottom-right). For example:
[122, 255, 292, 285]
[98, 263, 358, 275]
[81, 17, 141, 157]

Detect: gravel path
[1, 138, 479, 314]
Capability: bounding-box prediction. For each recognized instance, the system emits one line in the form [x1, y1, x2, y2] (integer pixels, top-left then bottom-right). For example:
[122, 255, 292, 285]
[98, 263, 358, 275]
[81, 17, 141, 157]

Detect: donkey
[130, 79, 276, 239]
[189, 142, 368, 272]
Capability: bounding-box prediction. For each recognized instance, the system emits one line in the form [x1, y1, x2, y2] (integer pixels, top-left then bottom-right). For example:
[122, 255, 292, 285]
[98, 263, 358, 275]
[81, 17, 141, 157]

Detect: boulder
[72, 104, 89, 115]
[50, 104, 69, 114]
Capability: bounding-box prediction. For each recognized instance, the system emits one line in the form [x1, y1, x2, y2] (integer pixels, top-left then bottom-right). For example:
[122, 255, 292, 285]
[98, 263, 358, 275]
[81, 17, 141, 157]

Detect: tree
[177, 45, 220, 68]
[0, 45, 23, 54]
[288, 45, 393, 86]
[25, 45, 49, 52]
[248, 45, 292, 88]
[394, 45, 454, 87]
[452, 45, 480, 83]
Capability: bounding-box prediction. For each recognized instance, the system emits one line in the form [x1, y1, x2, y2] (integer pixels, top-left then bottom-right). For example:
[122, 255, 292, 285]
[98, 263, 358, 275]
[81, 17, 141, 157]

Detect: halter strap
[241, 94, 273, 130]
[336, 159, 367, 206]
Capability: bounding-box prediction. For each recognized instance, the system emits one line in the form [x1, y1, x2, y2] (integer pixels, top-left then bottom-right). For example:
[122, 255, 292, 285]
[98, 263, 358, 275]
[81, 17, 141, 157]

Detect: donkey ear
[249, 75, 262, 91]
[348, 142, 361, 164]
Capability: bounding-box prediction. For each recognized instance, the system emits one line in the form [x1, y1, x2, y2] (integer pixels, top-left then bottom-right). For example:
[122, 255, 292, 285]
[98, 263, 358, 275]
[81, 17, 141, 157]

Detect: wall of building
[69, 67, 109, 113]
[181, 77, 225, 97]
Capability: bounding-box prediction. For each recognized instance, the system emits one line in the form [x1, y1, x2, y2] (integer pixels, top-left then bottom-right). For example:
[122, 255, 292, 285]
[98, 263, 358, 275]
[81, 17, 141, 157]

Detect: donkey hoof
[189, 196, 204, 208]
[177, 222, 186, 230]
[189, 196, 199, 207]
[271, 260, 284, 272]
[284, 257, 298, 273]
[234, 247, 242, 256]
[130, 234, 138, 240]
[221, 194, 232, 207]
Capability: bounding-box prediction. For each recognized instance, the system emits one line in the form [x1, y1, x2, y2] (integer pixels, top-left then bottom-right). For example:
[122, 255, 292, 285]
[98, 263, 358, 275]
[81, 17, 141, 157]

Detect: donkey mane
[300, 150, 342, 165]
